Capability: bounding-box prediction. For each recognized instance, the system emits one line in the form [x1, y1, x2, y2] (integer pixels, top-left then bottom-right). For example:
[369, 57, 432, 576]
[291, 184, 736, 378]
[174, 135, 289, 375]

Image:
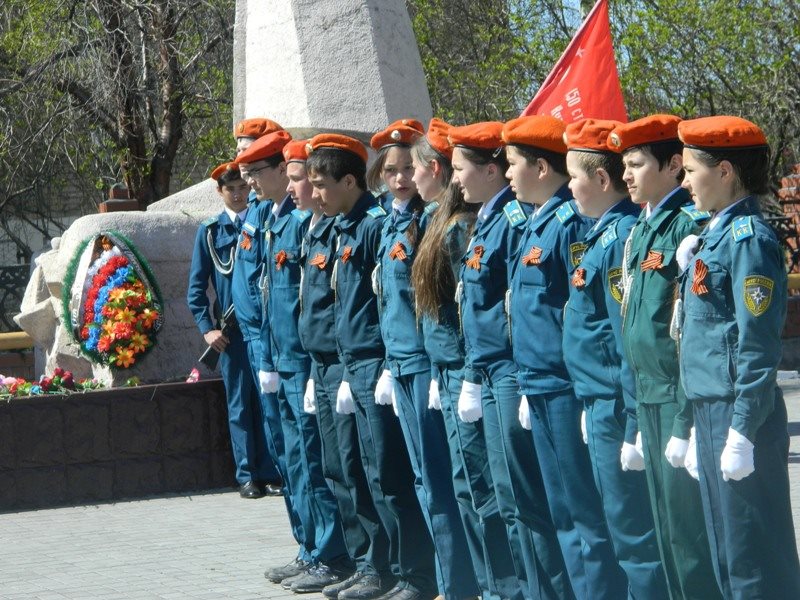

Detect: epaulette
[366, 205, 387, 219]
[423, 201, 439, 215]
[242, 221, 257, 236]
[291, 209, 312, 223]
[600, 221, 618, 249]
[680, 204, 711, 222]
[556, 202, 576, 225]
[732, 216, 754, 242]
[201, 216, 219, 227]
[503, 200, 527, 228]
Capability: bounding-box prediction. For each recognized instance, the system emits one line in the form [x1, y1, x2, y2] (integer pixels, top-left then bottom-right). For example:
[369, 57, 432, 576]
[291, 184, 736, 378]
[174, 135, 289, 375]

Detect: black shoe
[291, 563, 352, 593]
[264, 558, 309, 583]
[322, 571, 366, 599]
[281, 568, 310, 590]
[374, 584, 425, 600]
[238, 481, 263, 499]
[262, 482, 283, 496]
[338, 574, 394, 600]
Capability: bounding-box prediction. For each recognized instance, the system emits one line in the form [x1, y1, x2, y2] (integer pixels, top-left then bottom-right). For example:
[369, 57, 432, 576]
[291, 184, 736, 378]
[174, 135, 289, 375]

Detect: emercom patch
[569, 242, 587, 267]
[608, 267, 624, 304]
[744, 275, 773, 316]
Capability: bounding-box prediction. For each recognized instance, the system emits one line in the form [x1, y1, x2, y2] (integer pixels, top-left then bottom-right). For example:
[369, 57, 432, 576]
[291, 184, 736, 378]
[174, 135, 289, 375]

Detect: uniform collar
[701, 196, 758, 250]
[585, 198, 638, 243]
[337, 191, 378, 230]
[646, 186, 682, 219]
[531, 183, 572, 233]
[709, 196, 750, 230]
[223, 207, 247, 224]
[639, 187, 692, 234]
[477, 185, 511, 222]
[308, 214, 335, 240]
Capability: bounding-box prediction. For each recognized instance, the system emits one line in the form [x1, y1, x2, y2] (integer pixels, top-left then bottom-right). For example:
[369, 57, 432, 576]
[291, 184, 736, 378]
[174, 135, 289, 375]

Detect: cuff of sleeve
[730, 414, 757, 443]
[198, 320, 214, 335]
[624, 416, 638, 445]
[671, 415, 692, 440]
[463, 368, 481, 385]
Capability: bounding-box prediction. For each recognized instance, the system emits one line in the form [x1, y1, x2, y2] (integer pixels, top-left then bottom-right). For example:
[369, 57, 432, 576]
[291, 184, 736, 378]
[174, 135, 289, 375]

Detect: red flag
[522, 0, 627, 123]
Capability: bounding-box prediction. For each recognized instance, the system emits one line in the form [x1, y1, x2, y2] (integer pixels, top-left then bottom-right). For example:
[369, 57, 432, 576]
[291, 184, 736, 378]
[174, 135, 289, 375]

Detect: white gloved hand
[258, 370, 280, 394]
[664, 436, 690, 468]
[336, 381, 355, 415]
[458, 381, 483, 423]
[391, 388, 399, 416]
[635, 430, 644, 457]
[303, 379, 316, 414]
[676, 234, 701, 273]
[518, 396, 531, 430]
[374, 369, 394, 405]
[720, 427, 755, 481]
[581, 410, 588, 444]
[428, 379, 442, 410]
[684, 427, 699, 480]
[621, 441, 645, 471]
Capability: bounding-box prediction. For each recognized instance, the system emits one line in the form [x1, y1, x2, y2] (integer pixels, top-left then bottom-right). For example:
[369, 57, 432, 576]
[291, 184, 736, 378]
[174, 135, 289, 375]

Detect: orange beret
[235, 130, 292, 164]
[448, 121, 505, 151]
[678, 115, 767, 149]
[370, 119, 425, 151]
[306, 133, 368, 163]
[607, 114, 682, 152]
[283, 139, 309, 163]
[210, 161, 239, 181]
[426, 118, 453, 159]
[564, 118, 622, 152]
[233, 117, 284, 140]
[502, 116, 567, 155]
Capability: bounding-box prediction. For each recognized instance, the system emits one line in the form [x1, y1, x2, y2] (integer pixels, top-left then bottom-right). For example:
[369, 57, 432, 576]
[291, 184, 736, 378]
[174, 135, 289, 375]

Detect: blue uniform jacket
[187, 211, 239, 334]
[333, 191, 387, 365]
[422, 210, 474, 368]
[298, 215, 338, 358]
[376, 197, 431, 375]
[679, 197, 787, 441]
[510, 184, 593, 395]
[562, 199, 641, 442]
[260, 196, 312, 373]
[459, 186, 530, 384]
[231, 198, 272, 342]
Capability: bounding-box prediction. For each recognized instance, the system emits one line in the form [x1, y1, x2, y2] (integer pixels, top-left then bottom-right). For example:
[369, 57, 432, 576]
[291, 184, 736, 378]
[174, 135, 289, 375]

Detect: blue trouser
[585, 397, 668, 600]
[313, 357, 390, 574]
[345, 357, 436, 592]
[391, 366, 479, 600]
[694, 392, 800, 600]
[527, 389, 626, 600]
[244, 336, 307, 560]
[218, 331, 279, 484]
[483, 371, 575, 600]
[278, 368, 348, 563]
[436, 366, 522, 600]
[639, 401, 721, 600]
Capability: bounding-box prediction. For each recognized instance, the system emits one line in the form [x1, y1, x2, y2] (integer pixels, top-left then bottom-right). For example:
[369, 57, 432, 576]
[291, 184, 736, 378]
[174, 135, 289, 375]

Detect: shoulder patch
[291, 209, 311, 223]
[600, 222, 618, 249]
[732, 216, 754, 242]
[680, 204, 711, 222]
[366, 205, 387, 219]
[744, 275, 774, 316]
[503, 200, 527, 228]
[569, 242, 588, 267]
[608, 267, 624, 303]
[556, 202, 576, 225]
[242, 221, 257, 236]
[423, 201, 439, 215]
[201, 216, 218, 227]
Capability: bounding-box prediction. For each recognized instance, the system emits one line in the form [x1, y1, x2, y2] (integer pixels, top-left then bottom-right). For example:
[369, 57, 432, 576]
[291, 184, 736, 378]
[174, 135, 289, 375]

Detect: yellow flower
[114, 307, 136, 323]
[129, 332, 150, 353]
[109, 289, 128, 301]
[114, 347, 136, 368]
[102, 320, 116, 337]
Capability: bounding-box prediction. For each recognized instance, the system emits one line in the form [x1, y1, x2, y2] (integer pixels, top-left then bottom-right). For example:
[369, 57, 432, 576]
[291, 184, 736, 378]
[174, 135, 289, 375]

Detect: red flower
[112, 321, 134, 339]
[97, 335, 113, 352]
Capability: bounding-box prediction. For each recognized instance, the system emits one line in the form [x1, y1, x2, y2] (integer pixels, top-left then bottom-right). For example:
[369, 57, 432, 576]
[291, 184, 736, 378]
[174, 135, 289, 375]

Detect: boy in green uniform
[610, 115, 721, 600]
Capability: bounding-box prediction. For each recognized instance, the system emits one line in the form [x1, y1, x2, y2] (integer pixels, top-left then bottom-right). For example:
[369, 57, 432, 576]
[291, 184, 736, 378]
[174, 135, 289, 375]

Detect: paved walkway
[2, 378, 800, 600]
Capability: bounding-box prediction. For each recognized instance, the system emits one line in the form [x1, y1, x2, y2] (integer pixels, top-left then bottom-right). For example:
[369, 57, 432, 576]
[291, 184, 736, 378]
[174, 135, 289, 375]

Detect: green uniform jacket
[621, 188, 709, 440]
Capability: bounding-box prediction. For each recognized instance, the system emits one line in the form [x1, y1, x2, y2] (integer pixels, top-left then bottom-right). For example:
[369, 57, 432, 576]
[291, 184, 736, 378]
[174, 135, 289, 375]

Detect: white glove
[676, 234, 701, 273]
[458, 381, 483, 423]
[635, 431, 644, 457]
[684, 427, 699, 480]
[518, 396, 531, 430]
[336, 381, 355, 415]
[580, 409, 588, 444]
[428, 379, 442, 410]
[258, 370, 279, 394]
[720, 427, 754, 481]
[391, 388, 399, 416]
[621, 440, 645, 471]
[303, 379, 316, 414]
[374, 369, 394, 405]
[664, 436, 690, 468]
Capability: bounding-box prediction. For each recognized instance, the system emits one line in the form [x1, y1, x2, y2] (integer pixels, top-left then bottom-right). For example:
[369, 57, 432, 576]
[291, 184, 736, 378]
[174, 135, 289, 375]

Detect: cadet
[369, 120, 479, 600]
[245, 134, 351, 591]
[611, 114, 721, 600]
[410, 119, 522, 600]
[289, 139, 392, 599]
[561, 118, 667, 599]
[233, 128, 309, 581]
[452, 121, 572, 600]
[306, 134, 436, 600]
[187, 162, 279, 498]
[506, 116, 625, 600]
[677, 116, 800, 599]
